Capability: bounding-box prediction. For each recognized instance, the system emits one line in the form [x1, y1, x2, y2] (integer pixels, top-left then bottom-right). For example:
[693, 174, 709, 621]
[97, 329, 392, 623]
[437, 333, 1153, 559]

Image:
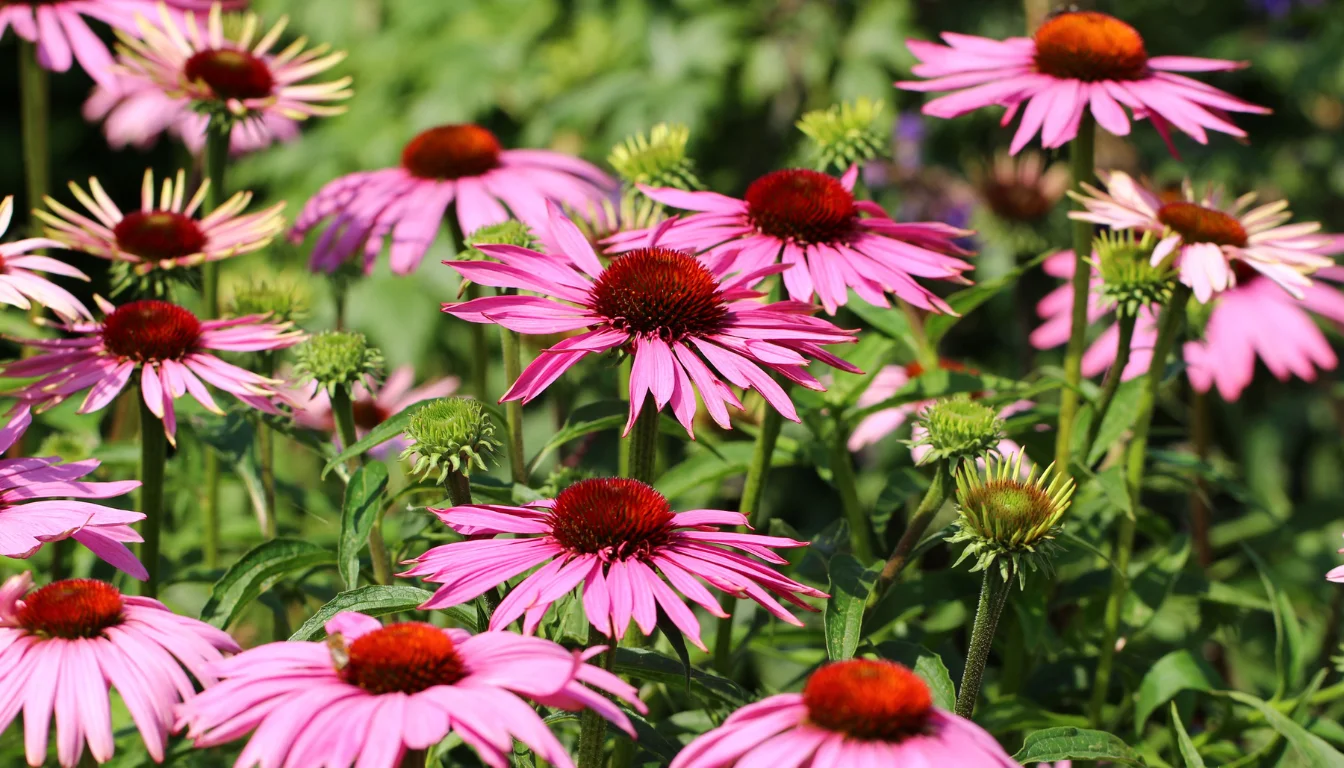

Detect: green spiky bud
[228, 279, 310, 323]
[539, 465, 596, 498]
[1093, 230, 1175, 318]
[293, 331, 383, 395]
[36, 431, 100, 464]
[948, 453, 1075, 588]
[911, 397, 1005, 466]
[400, 397, 500, 482]
[463, 220, 539, 261]
[608, 123, 704, 191]
[796, 98, 890, 173]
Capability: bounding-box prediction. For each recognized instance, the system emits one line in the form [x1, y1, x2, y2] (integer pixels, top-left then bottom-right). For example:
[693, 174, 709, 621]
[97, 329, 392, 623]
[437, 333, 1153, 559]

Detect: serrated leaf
[322, 400, 429, 477]
[611, 648, 749, 707]
[338, 462, 389, 590]
[1171, 703, 1207, 768]
[824, 554, 877, 661]
[1011, 727, 1146, 766]
[1134, 650, 1218, 733]
[1220, 691, 1344, 767]
[201, 539, 336, 629]
[289, 585, 478, 640]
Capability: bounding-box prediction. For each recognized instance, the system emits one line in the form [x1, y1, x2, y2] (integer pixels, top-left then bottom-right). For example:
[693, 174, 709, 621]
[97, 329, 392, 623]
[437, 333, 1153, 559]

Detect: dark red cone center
[401, 124, 503, 180]
[351, 397, 388, 431]
[114, 211, 208, 263]
[803, 660, 933, 741]
[1033, 12, 1148, 82]
[548, 478, 675, 559]
[589, 247, 729, 342]
[17, 579, 124, 639]
[744, 169, 856, 244]
[184, 49, 276, 101]
[340, 623, 466, 695]
[1157, 201, 1248, 248]
[101, 300, 203, 363]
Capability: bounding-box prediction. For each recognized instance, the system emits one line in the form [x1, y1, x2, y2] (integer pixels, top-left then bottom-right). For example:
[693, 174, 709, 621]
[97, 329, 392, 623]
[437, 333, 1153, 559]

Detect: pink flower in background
[292, 364, 460, 456]
[0, 195, 92, 322]
[176, 612, 642, 768]
[404, 478, 825, 650]
[84, 78, 300, 155]
[444, 205, 859, 436]
[607, 166, 973, 315]
[294, 123, 615, 274]
[1328, 534, 1344, 582]
[0, 407, 146, 580]
[37, 169, 285, 277]
[1070, 171, 1335, 302]
[0, 572, 238, 767]
[897, 10, 1269, 154]
[2, 298, 304, 443]
[669, 659, 1017, 767]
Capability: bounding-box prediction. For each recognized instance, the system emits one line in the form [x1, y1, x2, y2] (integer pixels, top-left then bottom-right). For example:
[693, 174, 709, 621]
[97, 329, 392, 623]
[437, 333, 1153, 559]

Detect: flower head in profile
[115, 3, 351, 124]
[291, 364, 459, 458]
[37, 169, 284, 296]
[607, 165, 973, 315]
[669, 659, 1017, 768]
[796, 97, 891, 173]
[445, 205, 859, 435]
[609, 122, 704, 191]
[2, 298, 304, 443]
[898, 10, 1269, 155]
[1070, 171, 1335, 302]
[972, 150, 1069, 226]
[0, 407, 146, 580]
[0, 195, 92, 322]
[404, 478, 826, 650]
[0, 572, 238, 767]
[176, 612, 643, 768]
[294, 123, 614, 275]
[399, 397, 500, 483]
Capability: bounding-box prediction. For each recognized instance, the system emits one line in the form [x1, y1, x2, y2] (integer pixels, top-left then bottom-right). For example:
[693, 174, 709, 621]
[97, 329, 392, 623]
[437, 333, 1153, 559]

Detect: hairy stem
[200, 119, 230, 570]
[18, 41, 48, 239]
[138, 395, 168, 598]
[466, 283, 490, 399]
[956, 569, 1013, 718]
[876, 461, 952, 597]
[1190, 387, 1213, 569]
[626, 397, 660, 484]
[501, 322, 527, 484]
[1054, 113, 1097, 476]
[1083, 311, 1137, 459]
[258, 352, 277, 538]
[831, 417, 875, 563]
[575, 626, 615, 768]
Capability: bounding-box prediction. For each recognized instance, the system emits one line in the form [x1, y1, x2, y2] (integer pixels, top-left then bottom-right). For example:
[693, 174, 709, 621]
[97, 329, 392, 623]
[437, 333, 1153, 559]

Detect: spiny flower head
[462, 220, 538, 261]
[293, 331, 383, 396]
[400, 397, 500, 483]
[228, 278, 310, 323]
[910, 397, 1005, 466]
[796, 98, 890, 173]
[949, 452, 1075, 588]
[608, 123, 704, 191]
[1093, 230, 1175, 317]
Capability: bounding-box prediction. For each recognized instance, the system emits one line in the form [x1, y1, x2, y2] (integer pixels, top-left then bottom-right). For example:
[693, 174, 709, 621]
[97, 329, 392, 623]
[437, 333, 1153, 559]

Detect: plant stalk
[400, 749, 427, 768]
[1083, 311, 1137, 458]
[626, 397, 660, 484]
[466, 283, 490, 399]
[18, 40, 48, 238]
[138, 395, 168, 597]
[1190, 387, 1213, 569]
[831, 417, 875, 563]
[500, 315, 527, 484]
[575, 626, 615, 768]
[333, 386, 392, 585]
[876, 460, 952, 597]
[258, 352, 277, 537]
[955, 568, 1013, 717]
[200, 119, 230, 570]
[1054, 112, 1097, 477]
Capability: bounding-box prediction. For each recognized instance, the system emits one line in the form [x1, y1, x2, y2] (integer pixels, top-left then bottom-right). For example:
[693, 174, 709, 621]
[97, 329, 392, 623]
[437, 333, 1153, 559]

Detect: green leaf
[1134, 650, 1218, 733]
[655, 607, 692, 689]
[1171, 703, 1207, 768]
[824, 554, 877, 661]
[925, 250, 1052, 345]
[1011, 727, 1147, 766]
[526, 400, 625, 474]
[201, 539, 336, 629]
[655, 440, 797, 502]
[192, 411, 270, 533]
[872, 641, 955, 711]
[611, 648, 749, 707]
[338, 463, 389, 590]
[1086, 378, 1143, 465]
[322, 400, 429, 477]
[1220, 691, 1344, 767]
[624, 709, 682, 764]
[847, 300, 919, 358]
[1093, 465, 1133, 520]
[289, 586, 478, 640]
[1244, 544, 1305, 697]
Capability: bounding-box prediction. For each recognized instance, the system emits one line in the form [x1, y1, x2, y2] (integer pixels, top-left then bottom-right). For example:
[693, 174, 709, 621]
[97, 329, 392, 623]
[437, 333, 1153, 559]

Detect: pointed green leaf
[872, 641, 955, 711]
[338, 462, 389, 590]
[824, 554, 878, 661]
[1134, 650, 1218, 733]
[1220, 691, 1344, 767]
[1011, 727, 1146, 766]
[201, 539, 336, 629]
[289, 585, 478, 640]
[611, 648, 749, 707]
[1171, 703, 1207, 768]
[322, 400, 429, 477]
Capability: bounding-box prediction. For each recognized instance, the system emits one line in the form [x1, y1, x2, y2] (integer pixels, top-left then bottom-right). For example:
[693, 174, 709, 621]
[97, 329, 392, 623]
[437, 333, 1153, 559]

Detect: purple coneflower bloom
[0, 195, 92, 322]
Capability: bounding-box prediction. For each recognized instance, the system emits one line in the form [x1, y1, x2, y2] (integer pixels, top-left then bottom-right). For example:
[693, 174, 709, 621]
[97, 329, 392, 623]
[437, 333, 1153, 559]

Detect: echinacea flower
[115, 3, 351, 126]
[1070, 171, 1336, 302]
[0, 0, 242, 85]
[2, 298, 304, 442]
[669, 659, 1017, 767]
[291, 364, 460, 457]
[1327, 534, 1344, 583]
[445, 204, 859, 434]
[403, 477, 826, 650]
[295, 123, 615, 275]
[84, 76, 300, 155]
[175, 611, 643, 768]
[0, 196, 92, 322]
[0, 572, 239, 767]
[897, 10, 1269, 154]
[36, 169, 285, 284]
[971, 150, 1069, 225]
[0, 407, 146, 580]
[607, 166, 973, 315]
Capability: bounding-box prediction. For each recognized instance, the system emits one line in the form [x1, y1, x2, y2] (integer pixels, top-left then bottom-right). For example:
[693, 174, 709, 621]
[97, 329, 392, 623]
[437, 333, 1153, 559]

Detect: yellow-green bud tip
[400, 397, 501, 482]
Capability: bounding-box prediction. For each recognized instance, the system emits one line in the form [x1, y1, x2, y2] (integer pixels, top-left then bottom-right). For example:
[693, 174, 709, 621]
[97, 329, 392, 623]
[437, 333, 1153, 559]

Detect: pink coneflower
[606, 166, 973, 315]
[0, 572, 239, 767]
[37, 169, 285, 278]
[292, 364, 460, 456]
[114, 3, 351, 126]
[1328, 534, 1344, 583]
[897, 10, 1270, 155]
[971, 150, 1070, 224]
[294, 123, 615, 275]
[85, 77, 300, 155]
[403, 477, 825, 650]
[2, 298, 304, 443]
[669, 659, 1016, 767]
[0, 195, 92, 322]
[0, 407, 146, 579]
[176, 611, 643, 768]
[0, 0, 241, 85]
[445, 205, 859, 435]
[1071, 172, 1335, 302]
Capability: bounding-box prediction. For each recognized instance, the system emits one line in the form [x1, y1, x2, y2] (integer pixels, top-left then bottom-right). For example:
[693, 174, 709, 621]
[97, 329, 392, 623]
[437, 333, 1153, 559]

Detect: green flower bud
[293, 331, 383, 395]
[228, 279, 310, 323]
[36, 431, 100, 464]
[910, 397, 1005, 466]
[539, 465, 596, 498]
[1094, 230, 1175, 318]
[608, 123, 704, 191]
[796, 98, 890, 173]
[400, 397, 500, 483]
[462, 220, 538, 261]
[948, 452, 1075, 588]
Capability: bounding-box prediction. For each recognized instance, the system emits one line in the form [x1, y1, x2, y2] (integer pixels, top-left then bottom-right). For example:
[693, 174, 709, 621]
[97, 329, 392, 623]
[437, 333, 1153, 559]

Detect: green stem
[258, 352, 277, 538]
[875, 461, 952, 598]
[18, 41, 48, 239]
[1054, 112, 1097, 476]
[138, 394, 168, 598]
[446, 470, 472, 506]
[1087, 283, 1191, 726]
[899, 299, 938, 369]
[500, 321, 527, 484]
[49, 539, 69, 582]
[955, 568, 1013, 718]
[626, 397, 659, 484]
[466, 283, 490, 399]
[617, 359, 633, 476]
[713, 407, 785, 675]
[1190, 388, 1213, 569]
[333, 387, 392, 585]
[1083, 311, 1137, 459]
[831, 417, 875, 563]
[200, 119, 229, 570]
[575, 626, 615, 768]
